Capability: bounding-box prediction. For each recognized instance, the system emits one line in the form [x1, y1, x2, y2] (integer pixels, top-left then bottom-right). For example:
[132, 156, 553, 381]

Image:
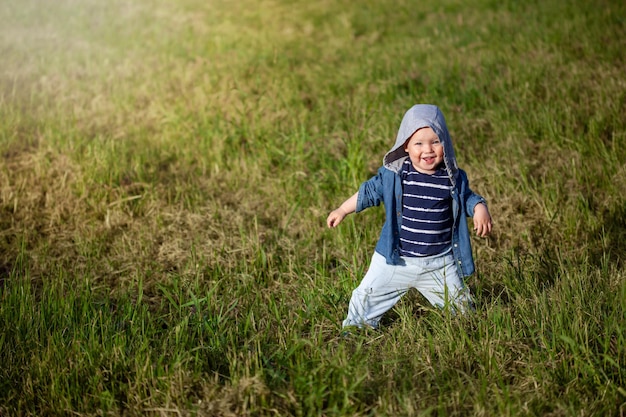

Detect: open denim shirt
[356, 165, 485, 277]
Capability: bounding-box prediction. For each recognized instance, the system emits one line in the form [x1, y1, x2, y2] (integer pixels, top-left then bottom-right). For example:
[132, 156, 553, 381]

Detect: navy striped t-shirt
[399, 160, 453, 257]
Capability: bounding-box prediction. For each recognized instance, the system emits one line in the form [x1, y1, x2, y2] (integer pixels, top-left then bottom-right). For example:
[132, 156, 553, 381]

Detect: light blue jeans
[342, 250, 473, 328]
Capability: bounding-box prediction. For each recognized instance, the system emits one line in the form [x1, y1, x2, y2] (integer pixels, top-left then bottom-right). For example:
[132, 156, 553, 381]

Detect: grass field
[1, 0, 625, 415]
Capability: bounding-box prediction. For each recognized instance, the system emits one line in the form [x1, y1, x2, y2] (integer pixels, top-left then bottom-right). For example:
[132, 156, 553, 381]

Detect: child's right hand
[326, 209, 347, 228]
[327, 192, 358, 228]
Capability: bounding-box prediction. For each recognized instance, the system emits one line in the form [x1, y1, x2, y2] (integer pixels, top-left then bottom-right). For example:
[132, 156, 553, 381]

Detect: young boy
[327, 104, 492, 329]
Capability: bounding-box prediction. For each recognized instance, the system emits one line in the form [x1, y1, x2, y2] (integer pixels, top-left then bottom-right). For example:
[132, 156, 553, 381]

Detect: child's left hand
[473, 203, 492, 237]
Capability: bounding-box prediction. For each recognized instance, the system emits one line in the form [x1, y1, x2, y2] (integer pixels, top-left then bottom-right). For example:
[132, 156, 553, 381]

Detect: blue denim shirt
[356, 165, 486, 277]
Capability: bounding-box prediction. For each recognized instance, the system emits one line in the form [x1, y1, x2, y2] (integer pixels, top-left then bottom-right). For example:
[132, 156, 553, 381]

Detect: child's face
[404, 127, 444, 174]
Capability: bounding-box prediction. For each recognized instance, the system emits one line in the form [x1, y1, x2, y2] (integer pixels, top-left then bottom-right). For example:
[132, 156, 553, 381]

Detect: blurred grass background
[1, 0, 625, 415]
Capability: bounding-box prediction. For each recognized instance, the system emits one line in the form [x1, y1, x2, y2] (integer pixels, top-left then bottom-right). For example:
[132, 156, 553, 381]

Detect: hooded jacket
[355, 104, 486, 277]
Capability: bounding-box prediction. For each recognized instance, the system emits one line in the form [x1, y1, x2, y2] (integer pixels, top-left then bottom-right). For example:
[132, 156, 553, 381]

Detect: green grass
[1, 0, 625, 415]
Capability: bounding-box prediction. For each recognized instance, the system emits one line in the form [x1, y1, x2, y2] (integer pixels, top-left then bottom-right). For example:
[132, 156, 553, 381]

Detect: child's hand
[327, 192, 358, 228]
[473, 203, 492, 237]
[327, 209, 347, 228]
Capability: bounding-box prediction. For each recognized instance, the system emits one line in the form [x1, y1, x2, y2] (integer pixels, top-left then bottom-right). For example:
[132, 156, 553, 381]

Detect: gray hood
[383, 104, 459, 184]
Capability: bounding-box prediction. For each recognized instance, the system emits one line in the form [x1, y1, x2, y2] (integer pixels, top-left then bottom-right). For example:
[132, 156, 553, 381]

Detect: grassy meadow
[1, 0, 625, 415]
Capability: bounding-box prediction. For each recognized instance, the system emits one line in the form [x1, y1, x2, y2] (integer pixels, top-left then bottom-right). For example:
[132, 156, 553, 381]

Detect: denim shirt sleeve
[356, 167, 386, 213]
[458, 170, 486, 216]
[451, 169, 488, 277]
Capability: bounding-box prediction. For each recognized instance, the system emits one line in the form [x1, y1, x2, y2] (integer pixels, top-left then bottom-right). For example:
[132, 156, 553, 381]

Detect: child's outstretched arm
[327, 192, 358, 228]
[473, 203, 492, 237]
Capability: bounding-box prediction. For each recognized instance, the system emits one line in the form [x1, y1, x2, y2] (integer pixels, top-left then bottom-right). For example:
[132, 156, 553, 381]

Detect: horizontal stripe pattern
[399, 160, 453, 257]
